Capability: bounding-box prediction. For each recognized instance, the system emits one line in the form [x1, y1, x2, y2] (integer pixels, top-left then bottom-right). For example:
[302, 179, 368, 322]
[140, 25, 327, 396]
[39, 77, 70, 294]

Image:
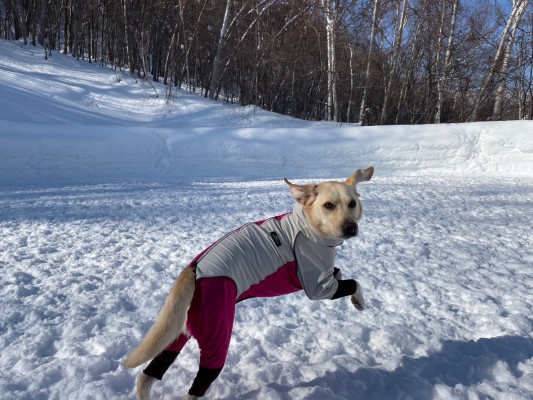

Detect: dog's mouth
[341, 220, 358, 238]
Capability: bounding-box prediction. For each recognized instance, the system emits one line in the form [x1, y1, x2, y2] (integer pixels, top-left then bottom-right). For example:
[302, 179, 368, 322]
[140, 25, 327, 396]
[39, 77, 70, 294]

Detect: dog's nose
[342, 220, 358, 238]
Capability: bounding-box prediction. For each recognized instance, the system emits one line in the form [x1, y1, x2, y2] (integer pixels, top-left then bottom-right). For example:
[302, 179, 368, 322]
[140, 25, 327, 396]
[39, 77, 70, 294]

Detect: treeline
[1, 0, 532, 124]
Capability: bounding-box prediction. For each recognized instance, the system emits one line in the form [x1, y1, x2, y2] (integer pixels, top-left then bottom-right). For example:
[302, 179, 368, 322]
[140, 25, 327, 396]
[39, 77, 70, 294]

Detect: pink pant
[166, 277, 237, 369]
[165, 262, 302, 369]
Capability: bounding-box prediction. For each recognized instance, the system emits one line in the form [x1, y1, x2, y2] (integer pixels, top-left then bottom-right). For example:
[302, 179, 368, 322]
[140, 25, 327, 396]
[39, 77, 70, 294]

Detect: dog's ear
[284, 178, 317, 205]
[345, 166, 374, 187]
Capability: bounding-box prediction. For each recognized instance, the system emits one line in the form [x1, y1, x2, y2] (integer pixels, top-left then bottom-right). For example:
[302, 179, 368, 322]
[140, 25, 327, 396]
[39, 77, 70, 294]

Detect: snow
[0, 39, 532, 399]
[1, 42, 533, 186]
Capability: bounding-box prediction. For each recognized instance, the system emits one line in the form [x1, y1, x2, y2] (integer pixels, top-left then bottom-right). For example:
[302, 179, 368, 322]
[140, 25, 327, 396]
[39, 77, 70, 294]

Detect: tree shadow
[234, 335, 533, 400]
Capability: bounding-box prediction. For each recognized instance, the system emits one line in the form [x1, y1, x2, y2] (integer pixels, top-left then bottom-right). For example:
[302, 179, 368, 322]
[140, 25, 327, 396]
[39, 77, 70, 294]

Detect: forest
[1, 0, 532, 124]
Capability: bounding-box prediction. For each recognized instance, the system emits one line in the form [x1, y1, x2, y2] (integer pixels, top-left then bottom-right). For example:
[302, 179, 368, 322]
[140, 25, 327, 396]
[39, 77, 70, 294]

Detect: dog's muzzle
[342, 219, 358, 238]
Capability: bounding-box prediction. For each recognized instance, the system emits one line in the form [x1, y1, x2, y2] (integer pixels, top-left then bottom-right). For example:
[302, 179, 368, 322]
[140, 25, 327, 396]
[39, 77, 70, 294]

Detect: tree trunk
[38, 0, 48, 48]
[209, 0, 233, 100]
[63, 0, 69, 54]
[433, 0, 459, 124]
[380, 0, 407, 124]
[470, 0, 525, 121]
[346, 45, 355, 122]
[492, 0, 528, 120]
[359, 0, 379, 122]
[122, 0, 134, 73]
[14, 0, 27, 44]
[517, 34, 525, 120]
[321, 0, 338, 121]
[435, 0, 460, 123]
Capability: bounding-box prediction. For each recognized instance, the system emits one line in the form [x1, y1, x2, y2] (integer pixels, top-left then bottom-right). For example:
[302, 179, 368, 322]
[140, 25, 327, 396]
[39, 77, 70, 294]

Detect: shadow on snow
[235, 335, 533, 400]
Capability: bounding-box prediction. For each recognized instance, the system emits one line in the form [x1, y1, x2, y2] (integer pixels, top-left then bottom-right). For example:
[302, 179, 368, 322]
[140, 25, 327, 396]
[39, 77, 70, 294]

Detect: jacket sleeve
[293, 233, 339, 300]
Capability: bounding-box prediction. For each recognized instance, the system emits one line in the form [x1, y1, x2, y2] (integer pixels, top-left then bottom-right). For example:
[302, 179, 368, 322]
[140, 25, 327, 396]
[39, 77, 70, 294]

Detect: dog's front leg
[333, 268, 365, 310]
[351, 281, 365, 311]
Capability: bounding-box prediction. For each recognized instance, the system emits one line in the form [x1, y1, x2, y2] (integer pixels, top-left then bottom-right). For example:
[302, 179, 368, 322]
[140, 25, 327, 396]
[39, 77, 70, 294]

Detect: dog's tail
[124, 267, 196, 369]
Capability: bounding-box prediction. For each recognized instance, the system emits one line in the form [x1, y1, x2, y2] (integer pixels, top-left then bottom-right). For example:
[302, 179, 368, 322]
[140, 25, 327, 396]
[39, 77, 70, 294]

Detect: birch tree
[346, 45, 355, 122]
[515, 16, 533, 120]
[391, 16, 420, 124]
[321, 0, 338, 121]
[359, 0, 379, 122]
[435, 0, 460, 123]
[380, 0, 408, 124]
[209, 0, 233, 100]
[492, 0, 529, 120]
[121, 0, 133, 73]
[470, 0, 529, 121]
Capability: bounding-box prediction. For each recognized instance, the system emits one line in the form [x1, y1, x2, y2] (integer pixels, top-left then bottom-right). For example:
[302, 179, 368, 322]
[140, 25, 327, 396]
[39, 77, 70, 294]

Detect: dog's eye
[323, 202, 335, 210]
[348, 200, 357, 208]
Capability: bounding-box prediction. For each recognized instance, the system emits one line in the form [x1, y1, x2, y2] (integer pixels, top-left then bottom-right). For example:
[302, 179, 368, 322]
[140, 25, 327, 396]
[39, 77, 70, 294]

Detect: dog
[124, 167, 374, 399]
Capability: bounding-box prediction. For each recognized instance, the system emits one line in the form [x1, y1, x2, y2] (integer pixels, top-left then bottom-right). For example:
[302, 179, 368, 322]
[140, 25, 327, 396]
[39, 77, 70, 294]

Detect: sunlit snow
[0, 40, 532, 400]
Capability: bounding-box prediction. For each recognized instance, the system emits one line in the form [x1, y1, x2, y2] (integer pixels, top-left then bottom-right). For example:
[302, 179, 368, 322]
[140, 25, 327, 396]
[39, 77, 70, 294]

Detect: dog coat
[194, 203, 344, 300]
[156, 204, 358, 396]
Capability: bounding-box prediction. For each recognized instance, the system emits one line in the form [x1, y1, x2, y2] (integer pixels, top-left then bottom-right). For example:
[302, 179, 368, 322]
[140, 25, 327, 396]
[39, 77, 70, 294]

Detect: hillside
[1, 39, 532, 186]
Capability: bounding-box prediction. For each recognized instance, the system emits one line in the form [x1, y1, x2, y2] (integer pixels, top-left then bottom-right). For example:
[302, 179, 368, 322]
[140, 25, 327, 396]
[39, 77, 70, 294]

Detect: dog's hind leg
[142, 349, 181, 380]
[135, 347, 183, 399]
[180, 277, 236, 397]
[136, 372, 156, 400]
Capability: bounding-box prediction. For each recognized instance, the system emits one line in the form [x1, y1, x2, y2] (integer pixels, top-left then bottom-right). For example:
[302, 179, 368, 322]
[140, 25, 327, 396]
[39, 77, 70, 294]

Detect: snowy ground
[1, 39, 533, 399]
[1, 177, 532, 400]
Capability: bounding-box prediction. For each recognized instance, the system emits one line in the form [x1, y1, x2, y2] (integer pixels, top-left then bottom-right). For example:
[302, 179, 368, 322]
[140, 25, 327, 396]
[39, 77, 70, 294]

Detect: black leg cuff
[189, 366, 223, 397]
[143, 350, 179, 380]
[330, 279, 358, 300]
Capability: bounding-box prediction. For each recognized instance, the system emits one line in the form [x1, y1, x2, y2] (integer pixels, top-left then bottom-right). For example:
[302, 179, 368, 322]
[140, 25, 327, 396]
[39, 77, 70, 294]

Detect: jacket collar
[292, 204, 344, 247]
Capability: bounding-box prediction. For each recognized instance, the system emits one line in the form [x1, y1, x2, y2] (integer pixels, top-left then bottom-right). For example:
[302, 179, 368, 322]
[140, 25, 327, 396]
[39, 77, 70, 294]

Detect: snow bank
[1, 39, 532, 186]
[2, 121, 533, 186]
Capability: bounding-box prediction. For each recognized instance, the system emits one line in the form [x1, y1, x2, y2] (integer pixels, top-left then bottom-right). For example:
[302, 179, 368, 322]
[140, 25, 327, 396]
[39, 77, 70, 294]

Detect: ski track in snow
[1, 177, 532, 400]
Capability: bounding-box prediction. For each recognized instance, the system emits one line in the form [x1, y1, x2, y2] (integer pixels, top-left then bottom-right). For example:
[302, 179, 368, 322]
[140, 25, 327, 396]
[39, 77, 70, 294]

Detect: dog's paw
[136, 372, 156, 400]
[351, 282, 365, 311]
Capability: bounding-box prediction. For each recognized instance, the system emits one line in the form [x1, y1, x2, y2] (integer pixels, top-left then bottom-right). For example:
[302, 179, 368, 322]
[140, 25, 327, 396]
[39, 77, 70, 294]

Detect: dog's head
[285, 167, 374, 240]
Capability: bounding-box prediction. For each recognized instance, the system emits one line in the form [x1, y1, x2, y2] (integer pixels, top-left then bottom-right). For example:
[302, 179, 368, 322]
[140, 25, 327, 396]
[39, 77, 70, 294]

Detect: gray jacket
[195, 204, 343, 300]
